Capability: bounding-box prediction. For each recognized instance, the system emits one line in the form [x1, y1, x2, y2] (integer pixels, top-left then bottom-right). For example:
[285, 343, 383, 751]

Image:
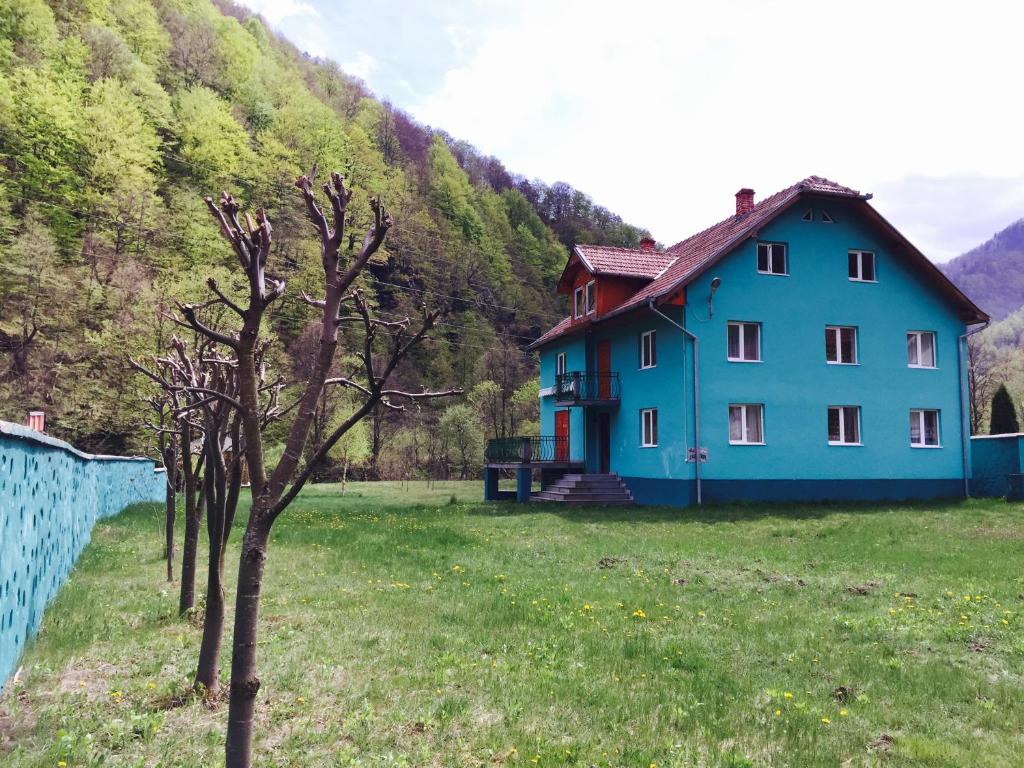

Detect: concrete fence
[970, 433, 1024, 500]
[0, 421, 165, 688]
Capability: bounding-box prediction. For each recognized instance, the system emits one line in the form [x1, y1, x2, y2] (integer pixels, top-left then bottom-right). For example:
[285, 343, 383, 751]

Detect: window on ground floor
[728, 403, 764, 445]
[910, 409, 940, 447]
[828, 405, 861, 445]
[640, 408, 658, 447]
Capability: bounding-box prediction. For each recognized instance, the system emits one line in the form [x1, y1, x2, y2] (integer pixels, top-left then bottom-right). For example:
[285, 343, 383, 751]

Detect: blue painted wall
[538, 197, 971, 504]
[538, 336, 587, 463]
[0, 422, 165, 688]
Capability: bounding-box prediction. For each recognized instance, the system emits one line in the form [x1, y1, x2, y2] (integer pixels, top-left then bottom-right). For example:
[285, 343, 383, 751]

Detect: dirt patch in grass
[58, 660, 117, 701]
[869, 733, 895, 753]
[846, 581, 881, 595]
[597, 556, 622, 569]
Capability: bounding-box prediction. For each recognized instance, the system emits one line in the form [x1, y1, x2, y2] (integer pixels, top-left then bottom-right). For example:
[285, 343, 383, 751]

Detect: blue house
[484, 177, 988, 505]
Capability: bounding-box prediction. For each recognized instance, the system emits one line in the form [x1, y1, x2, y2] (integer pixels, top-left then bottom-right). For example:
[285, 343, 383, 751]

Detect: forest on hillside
[0, 0, 649, 478]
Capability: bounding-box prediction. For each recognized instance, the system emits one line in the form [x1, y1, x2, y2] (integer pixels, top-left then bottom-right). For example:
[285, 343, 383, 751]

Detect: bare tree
[167, 171, 458, 766]
[967, 333, 998, 435]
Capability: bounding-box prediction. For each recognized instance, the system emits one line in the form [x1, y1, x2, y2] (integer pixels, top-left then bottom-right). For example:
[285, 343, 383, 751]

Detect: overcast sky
[241, 0, 1024, 262]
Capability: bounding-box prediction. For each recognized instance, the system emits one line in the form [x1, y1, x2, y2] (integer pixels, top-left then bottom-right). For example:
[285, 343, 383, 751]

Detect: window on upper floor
[573, 285, 584, 318]
[640, 408, 658, 447]
[640, 330, 657, 369]
[907, 331, 936, 368]
[825, 326, 858, 365]
[585, 280, 596, 315]
[910, 409, 941, 447]
[727, 322, 761, 362]
[801, 208, 814, 222]
[729, 403, 764, 445]
[849, 250, 876, 282]
[757, 242, 788, 275]
[821, 210, 834, 223]
[556, 352, 566, 377]
[828, 405, 861, 445]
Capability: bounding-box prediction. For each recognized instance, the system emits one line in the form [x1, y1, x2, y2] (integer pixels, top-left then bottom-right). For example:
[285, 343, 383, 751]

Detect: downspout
[648, 300, 702, 505]
[958, 319, 990, 498]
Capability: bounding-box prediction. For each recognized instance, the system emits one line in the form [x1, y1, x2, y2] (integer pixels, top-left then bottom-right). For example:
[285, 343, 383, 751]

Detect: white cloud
[410, 0, 1024, 258]
[242, 0, 319, 26]
[341, 51, 378, 82]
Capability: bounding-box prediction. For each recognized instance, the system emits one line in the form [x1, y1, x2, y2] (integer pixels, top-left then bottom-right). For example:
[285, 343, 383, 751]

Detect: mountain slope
[0, 0, 646, 462]
[940, 219, 1024, 320]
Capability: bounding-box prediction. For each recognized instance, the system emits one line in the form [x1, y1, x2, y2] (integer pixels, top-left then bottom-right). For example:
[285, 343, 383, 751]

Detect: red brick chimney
[735, 188, 755, 216]
[26, 411, 45, 433]
[639, 236, 656, 253]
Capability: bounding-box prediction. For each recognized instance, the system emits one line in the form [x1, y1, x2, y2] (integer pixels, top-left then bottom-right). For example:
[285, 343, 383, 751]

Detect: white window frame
[640, 408, 658, 447]
[848, 250, 876, 282]
[907, 331, 937, 368]
[640, 330, 657, 369]
[727, 321, 761, 362]
[556, 352, 566, 377]
[821, 210, 834, 223]
[910, 409, 941, 448]
[585, 280, 596, 315]
[756, 242, 788, 275]
[801, 208, 814, 222]
[825, 325, 858, 365]
[728, 403, 765, 445]
[828, 405, 862, 446]
[573, 286, 584, 318]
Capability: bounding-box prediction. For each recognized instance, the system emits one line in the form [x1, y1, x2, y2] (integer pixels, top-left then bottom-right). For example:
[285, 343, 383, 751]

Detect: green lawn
[2, 483, 1023, 767]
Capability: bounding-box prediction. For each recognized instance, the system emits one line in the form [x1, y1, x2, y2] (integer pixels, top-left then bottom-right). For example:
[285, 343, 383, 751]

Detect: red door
[597, 340, 611, 400]
[555, 410, 569, 462]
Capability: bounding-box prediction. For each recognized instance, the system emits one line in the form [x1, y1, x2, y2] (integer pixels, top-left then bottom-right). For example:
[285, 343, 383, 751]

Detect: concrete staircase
[532, 473, 634, 505]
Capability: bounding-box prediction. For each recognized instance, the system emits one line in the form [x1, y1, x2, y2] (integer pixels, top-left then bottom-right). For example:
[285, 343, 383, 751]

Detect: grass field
[1, 482, 1023, 767]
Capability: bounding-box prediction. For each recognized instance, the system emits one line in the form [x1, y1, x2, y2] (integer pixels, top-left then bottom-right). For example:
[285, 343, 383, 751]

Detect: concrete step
[549, 477, 625, 486]
[537, 488, 632, 500]
[531, 494, 632, 505]
[540, 487, 626, 499]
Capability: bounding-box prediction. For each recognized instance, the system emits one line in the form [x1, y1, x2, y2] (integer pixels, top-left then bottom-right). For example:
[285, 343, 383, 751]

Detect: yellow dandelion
[774, 709, 781, 716]
[632, 608, 647, 619]
[821, 717, 831, 725]
[784, 691, 793, 699]
[839, 709, 848, 716]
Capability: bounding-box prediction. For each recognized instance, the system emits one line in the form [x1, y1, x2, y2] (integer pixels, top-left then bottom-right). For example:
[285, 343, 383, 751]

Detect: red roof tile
[530, 177, 986, 349]
[607, 177, 866, 318]
[529, 315, 574, 349]
[575, 244, 675, 279]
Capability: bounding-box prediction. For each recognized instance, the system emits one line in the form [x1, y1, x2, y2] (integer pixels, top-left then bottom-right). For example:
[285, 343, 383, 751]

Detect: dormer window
[585, 280, 596, 314]
[573, 285, 584, 318]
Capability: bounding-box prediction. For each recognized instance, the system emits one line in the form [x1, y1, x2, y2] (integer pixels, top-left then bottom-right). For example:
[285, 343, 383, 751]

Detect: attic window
[821, 210, 834, 223]
[573, 286, 584, 318]
[801, 208, 814, 222]
[585, 280, 596, 314]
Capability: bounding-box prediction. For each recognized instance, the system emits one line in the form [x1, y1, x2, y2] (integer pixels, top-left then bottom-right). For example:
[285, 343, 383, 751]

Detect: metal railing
[485, 435, 570, 464]
[555, 371, 621, 403]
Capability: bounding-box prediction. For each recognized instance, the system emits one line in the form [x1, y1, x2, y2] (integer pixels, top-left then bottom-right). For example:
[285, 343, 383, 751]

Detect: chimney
[639, 236, 656, 253]
[735, 188, 755, 216]
[26, 411, 45, 433]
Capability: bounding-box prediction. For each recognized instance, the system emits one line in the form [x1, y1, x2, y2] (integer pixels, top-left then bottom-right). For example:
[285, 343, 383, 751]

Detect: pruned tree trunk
[149, 173, 460, 768]
[179, 420, 204, 614]
[163, 436, 177, 582]
[196, 427, 227, 692]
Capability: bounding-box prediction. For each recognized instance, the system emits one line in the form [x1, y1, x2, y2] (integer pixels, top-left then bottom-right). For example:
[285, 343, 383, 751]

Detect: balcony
[554, 371, 621, 406]
[485, 435, 577, 467]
